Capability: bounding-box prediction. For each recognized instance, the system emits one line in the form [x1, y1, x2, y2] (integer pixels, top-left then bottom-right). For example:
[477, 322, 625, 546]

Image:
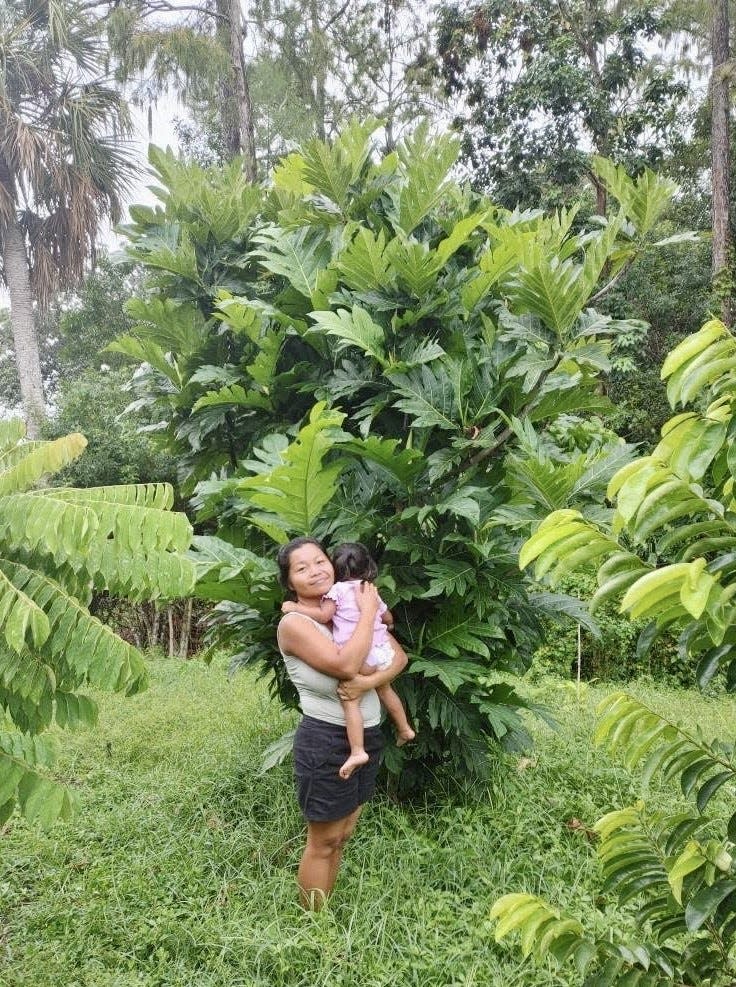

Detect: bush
[532, 572, 688, 684]
[43, 367, 177, 490]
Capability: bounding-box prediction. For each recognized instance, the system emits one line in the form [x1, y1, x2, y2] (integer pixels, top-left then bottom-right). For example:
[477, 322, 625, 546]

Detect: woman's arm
[336, 634, 408, 701]
[278, 583, 380, 679]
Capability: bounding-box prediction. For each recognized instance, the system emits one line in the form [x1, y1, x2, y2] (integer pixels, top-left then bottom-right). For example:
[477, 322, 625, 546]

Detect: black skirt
[293, 715, 384, 822]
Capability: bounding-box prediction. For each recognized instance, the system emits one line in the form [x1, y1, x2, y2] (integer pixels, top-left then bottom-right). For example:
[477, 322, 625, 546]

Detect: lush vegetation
[1, 4, 735, 982]
[110, 122, 693, 789]
[0, 422, 194, 825]
[491, 319, 736, 982]
[1, 657, 734, 987]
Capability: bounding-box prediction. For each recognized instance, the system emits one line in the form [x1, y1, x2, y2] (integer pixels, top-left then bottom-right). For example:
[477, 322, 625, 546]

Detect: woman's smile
[287, 544, 335, 599]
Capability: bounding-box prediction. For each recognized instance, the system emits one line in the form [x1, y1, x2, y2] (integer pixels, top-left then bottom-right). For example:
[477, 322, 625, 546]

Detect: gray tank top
[277, 613, 381, 727]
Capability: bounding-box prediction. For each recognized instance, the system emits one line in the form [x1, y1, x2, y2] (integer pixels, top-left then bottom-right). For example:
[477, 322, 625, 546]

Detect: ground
[1, 659, 733, 987]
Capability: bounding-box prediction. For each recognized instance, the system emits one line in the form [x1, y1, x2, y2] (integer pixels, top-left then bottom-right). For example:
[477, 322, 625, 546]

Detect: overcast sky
[111, 98, 185, 243]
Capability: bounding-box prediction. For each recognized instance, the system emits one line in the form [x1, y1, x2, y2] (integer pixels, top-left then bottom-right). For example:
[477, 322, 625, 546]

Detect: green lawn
[1, 660, 734, 987]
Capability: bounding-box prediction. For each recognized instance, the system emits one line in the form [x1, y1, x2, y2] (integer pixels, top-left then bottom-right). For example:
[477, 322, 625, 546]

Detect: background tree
[42, 368, 177, 490]
[170, 1, 436, 168]
[0, 0, 136, 436]
[433, 0, 690, 210]
[0, 255, 145, 413]
[249, 0, 435, 158]
[711, 0, 732, 324]
[103, 0, 257, 172]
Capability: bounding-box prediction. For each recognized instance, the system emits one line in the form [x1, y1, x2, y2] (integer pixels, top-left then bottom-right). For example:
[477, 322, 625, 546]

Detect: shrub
[118, 124, 685, 788]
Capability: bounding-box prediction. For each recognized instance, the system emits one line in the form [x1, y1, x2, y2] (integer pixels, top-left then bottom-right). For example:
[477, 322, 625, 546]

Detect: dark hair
[331, 542, 378, 582]
[276, 537, 328, 592]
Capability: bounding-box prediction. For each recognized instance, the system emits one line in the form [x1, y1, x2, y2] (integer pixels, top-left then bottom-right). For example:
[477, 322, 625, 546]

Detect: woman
[276, 536, 408, 909]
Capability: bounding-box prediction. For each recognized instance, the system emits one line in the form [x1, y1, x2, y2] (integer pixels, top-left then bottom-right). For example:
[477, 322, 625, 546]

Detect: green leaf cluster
[520, 318, 736, 688]
[491, 692, 736, 985]
[118, 121, 681, 788]
[0, 420, 195, 826]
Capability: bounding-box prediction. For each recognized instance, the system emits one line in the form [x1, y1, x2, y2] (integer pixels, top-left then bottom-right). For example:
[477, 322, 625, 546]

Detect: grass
[1, 660, 734, 987]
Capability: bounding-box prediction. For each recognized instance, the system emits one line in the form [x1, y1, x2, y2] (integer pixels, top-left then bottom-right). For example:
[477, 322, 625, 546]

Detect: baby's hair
[331, 542, 378, 582]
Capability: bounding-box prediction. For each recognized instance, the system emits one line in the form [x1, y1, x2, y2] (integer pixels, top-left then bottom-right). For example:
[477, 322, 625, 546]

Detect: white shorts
[365, 641, 394, 671]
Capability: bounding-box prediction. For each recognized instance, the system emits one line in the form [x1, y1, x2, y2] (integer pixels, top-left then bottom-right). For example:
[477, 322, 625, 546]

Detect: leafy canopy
[120, 119, 683, 789]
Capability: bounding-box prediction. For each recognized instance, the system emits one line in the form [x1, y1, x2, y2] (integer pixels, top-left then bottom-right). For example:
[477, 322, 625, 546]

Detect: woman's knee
[307, 832, 344, 858]
[307, 816, 359, 856]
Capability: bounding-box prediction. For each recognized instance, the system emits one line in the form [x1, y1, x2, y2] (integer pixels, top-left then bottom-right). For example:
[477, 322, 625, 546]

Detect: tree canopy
[113, 121, 688, 787]
[434, 0, 690, 208]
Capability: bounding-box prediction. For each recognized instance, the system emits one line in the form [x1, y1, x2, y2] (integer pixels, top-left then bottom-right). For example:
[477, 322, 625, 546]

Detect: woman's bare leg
[339, 698, 369, 779]
[298, 806, 362, 909]
[376, 684, 415, 745]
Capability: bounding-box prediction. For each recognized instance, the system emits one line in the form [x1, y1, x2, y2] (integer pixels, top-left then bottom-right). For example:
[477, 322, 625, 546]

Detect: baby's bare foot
[396, 728, 416, 747]
[339, 750, 369, 779]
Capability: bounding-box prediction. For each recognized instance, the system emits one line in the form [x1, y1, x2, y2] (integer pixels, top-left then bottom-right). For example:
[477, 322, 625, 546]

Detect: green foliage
[492, 691, 736, 985]
[521, 318, 736, 691]
[531, 572, 686, 684]
[601, 189, 713, 446]
[42, 368, 176, 489]
[120, 121, 683, 789]
[0, 420, 194, 826]
[1, 257, 144, 414]
[507, 320, 736, 983]
[434, 1, 690, 206]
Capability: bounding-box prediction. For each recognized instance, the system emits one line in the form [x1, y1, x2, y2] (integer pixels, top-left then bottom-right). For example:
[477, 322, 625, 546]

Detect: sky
[111, 98, 185, 244]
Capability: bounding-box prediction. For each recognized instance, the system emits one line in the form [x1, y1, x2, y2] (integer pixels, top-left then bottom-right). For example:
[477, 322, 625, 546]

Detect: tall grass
[1, 660, 734, 986]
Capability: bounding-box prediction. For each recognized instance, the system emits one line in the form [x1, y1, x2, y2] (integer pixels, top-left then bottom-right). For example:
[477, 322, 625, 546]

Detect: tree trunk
[311, 0, 327, 140]
[178, 598, 193, 659]
[581, 2, 607, 217]
[711, 0, 732, 325]
[167, 605, 175, 657]
[383, 0, 396, 152]
[217, 0, 257, 180]
[1, 214, 45, 436]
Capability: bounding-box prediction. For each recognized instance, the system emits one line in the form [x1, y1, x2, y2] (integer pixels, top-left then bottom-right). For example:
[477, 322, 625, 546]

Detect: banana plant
[0, 421, 195, 826]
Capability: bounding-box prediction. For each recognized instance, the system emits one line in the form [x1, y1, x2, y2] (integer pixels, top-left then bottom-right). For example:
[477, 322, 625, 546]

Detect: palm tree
[0, 0, 136, 436]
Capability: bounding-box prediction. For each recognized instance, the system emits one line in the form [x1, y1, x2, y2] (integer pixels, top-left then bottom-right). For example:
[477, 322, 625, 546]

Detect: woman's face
[287, 543, 334, 600]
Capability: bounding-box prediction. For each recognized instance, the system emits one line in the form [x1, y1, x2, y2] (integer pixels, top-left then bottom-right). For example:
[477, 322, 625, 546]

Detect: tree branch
[135, 0, 231, 24]
[589, 257, 634, 304]
[322, 0, 352, 33]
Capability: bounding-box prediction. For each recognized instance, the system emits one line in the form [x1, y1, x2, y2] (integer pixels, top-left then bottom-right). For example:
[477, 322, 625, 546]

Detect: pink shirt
[324, 580, 389, 648]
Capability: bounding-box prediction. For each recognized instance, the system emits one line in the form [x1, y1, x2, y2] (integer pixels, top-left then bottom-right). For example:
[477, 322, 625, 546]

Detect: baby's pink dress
[324, 580, 394, 669]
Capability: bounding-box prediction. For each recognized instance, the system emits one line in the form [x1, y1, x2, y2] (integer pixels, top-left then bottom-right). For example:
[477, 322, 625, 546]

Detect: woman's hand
[353, 580, 380, 618]
[337, 675, 372, 702]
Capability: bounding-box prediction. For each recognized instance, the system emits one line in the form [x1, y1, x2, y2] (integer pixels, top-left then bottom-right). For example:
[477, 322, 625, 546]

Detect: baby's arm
[381, 608, 395, 631]
[281, 599, 337, 624]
